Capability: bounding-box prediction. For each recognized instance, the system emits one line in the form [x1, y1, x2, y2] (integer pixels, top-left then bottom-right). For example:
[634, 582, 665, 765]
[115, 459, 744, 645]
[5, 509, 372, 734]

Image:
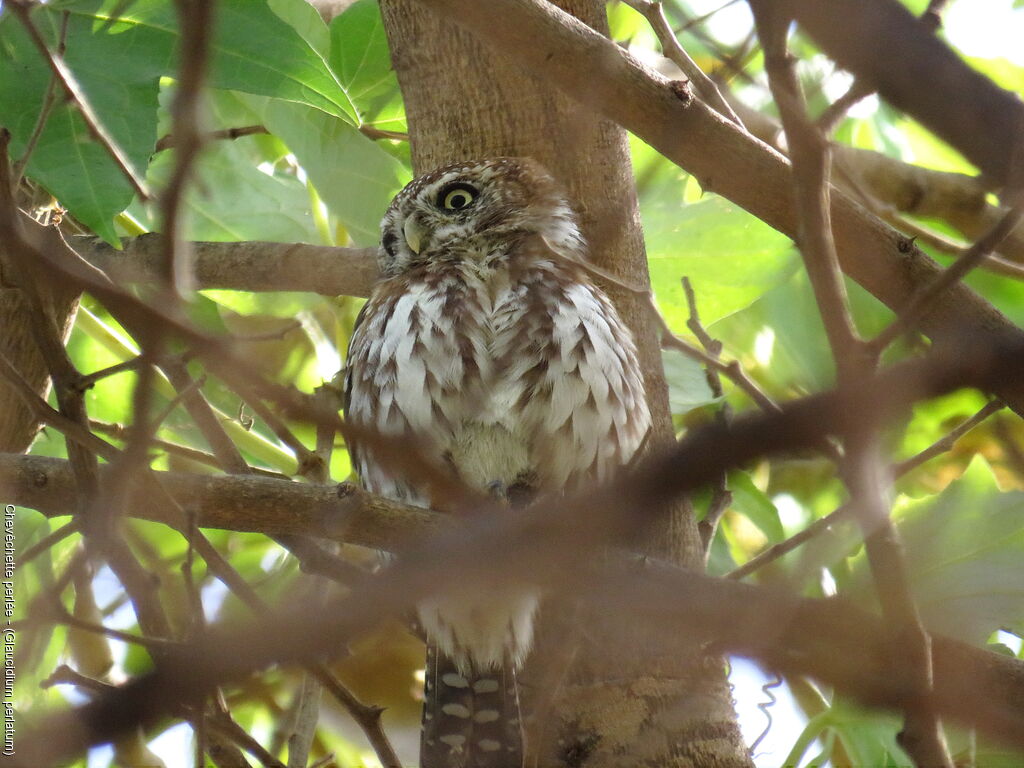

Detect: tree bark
[378, 2, 750, 765]
[0, 249, 79, 453]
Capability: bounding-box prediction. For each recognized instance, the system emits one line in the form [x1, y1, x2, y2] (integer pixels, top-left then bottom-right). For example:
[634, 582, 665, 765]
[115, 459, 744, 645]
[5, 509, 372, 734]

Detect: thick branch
[1, 453, 441, 552]
[78, 235, 379, 298]
[786, 0, 1024, 190]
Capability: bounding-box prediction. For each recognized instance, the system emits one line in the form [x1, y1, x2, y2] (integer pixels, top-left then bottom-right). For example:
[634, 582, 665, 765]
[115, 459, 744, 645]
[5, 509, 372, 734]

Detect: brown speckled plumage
[343, 157, 650, 768]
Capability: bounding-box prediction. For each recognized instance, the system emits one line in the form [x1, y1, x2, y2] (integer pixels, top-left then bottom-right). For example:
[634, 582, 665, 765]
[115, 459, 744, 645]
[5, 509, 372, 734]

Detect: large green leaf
[330, 0, 407, 133]
[245, 94, 410, 246]
[1, 0, 357, 242]
[638, 157, 799, 328]
[711, 269, 836, 394]
[0, 9, 159, 241]
[826, 699, 911, 768]
[728, 469, 784, 544]
[51, 0, 358, 122]
[135, 137, 320, 243]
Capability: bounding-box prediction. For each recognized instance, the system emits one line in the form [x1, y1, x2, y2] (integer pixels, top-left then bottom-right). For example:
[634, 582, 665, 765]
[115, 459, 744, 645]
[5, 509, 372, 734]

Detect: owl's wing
[343, 275, 482, 507]
[491, 257, 652, 494]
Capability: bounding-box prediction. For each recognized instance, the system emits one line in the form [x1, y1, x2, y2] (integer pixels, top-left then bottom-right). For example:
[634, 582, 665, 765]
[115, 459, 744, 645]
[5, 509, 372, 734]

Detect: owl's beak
[403, 215, 425, 255]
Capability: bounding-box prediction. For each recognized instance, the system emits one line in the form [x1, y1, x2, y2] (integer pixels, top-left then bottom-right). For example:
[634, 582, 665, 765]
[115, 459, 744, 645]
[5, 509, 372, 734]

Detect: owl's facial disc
[377, 158, 585, 276]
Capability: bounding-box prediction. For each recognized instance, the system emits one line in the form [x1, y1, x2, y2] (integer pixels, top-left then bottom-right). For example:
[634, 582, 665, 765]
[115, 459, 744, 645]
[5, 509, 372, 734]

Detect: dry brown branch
[752, 5, 955, 762]
[161, 349, 379, 768]
[845, 428, 953, 767]
[654, 301, 779, 413]
[77, 356, 148, 390]
[160, 0, 215, 295]
[728, 98, 1024, 270]
[19, 518, 80, 565]
[11, 415, 1024, 766]
[814, 0, 950, 137]
[829, 159, 1024, 282]
[155, 125, 270, 153]
[186, 521, 399, 767]
[2, 149, 176, 644]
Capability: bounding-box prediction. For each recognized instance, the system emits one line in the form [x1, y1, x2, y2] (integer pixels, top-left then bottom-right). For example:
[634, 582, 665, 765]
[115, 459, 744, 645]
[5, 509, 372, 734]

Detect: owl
[343, 157, 651, 768]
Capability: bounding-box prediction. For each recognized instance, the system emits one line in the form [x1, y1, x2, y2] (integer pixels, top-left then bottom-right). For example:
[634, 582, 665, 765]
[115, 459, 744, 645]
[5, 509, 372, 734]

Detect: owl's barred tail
[421, 644, 524, 768]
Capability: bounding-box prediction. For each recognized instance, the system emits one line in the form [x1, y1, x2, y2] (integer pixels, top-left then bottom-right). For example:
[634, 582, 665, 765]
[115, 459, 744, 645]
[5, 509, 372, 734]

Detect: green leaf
[826, 699, 911, 768]
[1, 0, 358, 241]
[662, 347, 718, 415]
[851, 457, 1024, 643]
[268, 0, 331, 59]
[643, 193, 799, 328]
[245, 95, 410, 246]
[711, 270, 836, 393]
[135, 138, 319, 243]
[965, 55, 1024, 93]
[329, 0, 407, 132]
[728, 470, 784, 543]
[0, 8, 159, 242]
[52, 0, 358, 123]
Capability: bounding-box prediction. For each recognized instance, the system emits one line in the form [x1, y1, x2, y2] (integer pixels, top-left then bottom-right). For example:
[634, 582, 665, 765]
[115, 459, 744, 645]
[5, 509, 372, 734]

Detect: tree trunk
[0, 249, 79, 453]
[379, 2, 751, 765]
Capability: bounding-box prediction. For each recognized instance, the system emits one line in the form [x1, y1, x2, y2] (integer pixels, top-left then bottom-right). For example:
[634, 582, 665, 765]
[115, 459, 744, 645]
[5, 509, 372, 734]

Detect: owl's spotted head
[377, 157, 584, 276]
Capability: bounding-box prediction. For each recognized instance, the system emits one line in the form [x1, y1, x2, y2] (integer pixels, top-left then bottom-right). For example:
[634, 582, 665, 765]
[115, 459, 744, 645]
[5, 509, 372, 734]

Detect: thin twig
[921, 0, 952, 33]
[683, 278, 734, 554]
[188, 533, 400, 768]
[90, 420, 287, 477]
[41, 664, 116, 695]
[622, 0, 744, 127]
[243, 395, 322, 478]
[19, 602, 179, 650]
[2, 140, 173, 641]
[727, 504, 851, 581]
[357, 125, 409, 142]
[207, 709, 287, 768]
[832, 161, 1024, 282]
[20, 519, 81, 566]
[155, 125, 269, 153]
[160, 357, 249, 475]
[12, 11, 69, 186]
[76, 356, 149, 390]
[752, 0, 864, 379]
[730, 398, 1007, 579]
[753, 5, 951, 763]
[893, 399, 1005, 476]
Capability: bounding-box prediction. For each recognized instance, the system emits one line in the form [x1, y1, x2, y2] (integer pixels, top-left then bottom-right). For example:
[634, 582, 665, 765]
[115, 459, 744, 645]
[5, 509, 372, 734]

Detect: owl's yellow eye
[437, 183, 478, 211]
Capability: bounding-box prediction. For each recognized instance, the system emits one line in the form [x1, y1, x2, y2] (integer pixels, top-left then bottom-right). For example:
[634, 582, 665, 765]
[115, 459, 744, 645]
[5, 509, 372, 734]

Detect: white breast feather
[346, 260, 650, 670]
